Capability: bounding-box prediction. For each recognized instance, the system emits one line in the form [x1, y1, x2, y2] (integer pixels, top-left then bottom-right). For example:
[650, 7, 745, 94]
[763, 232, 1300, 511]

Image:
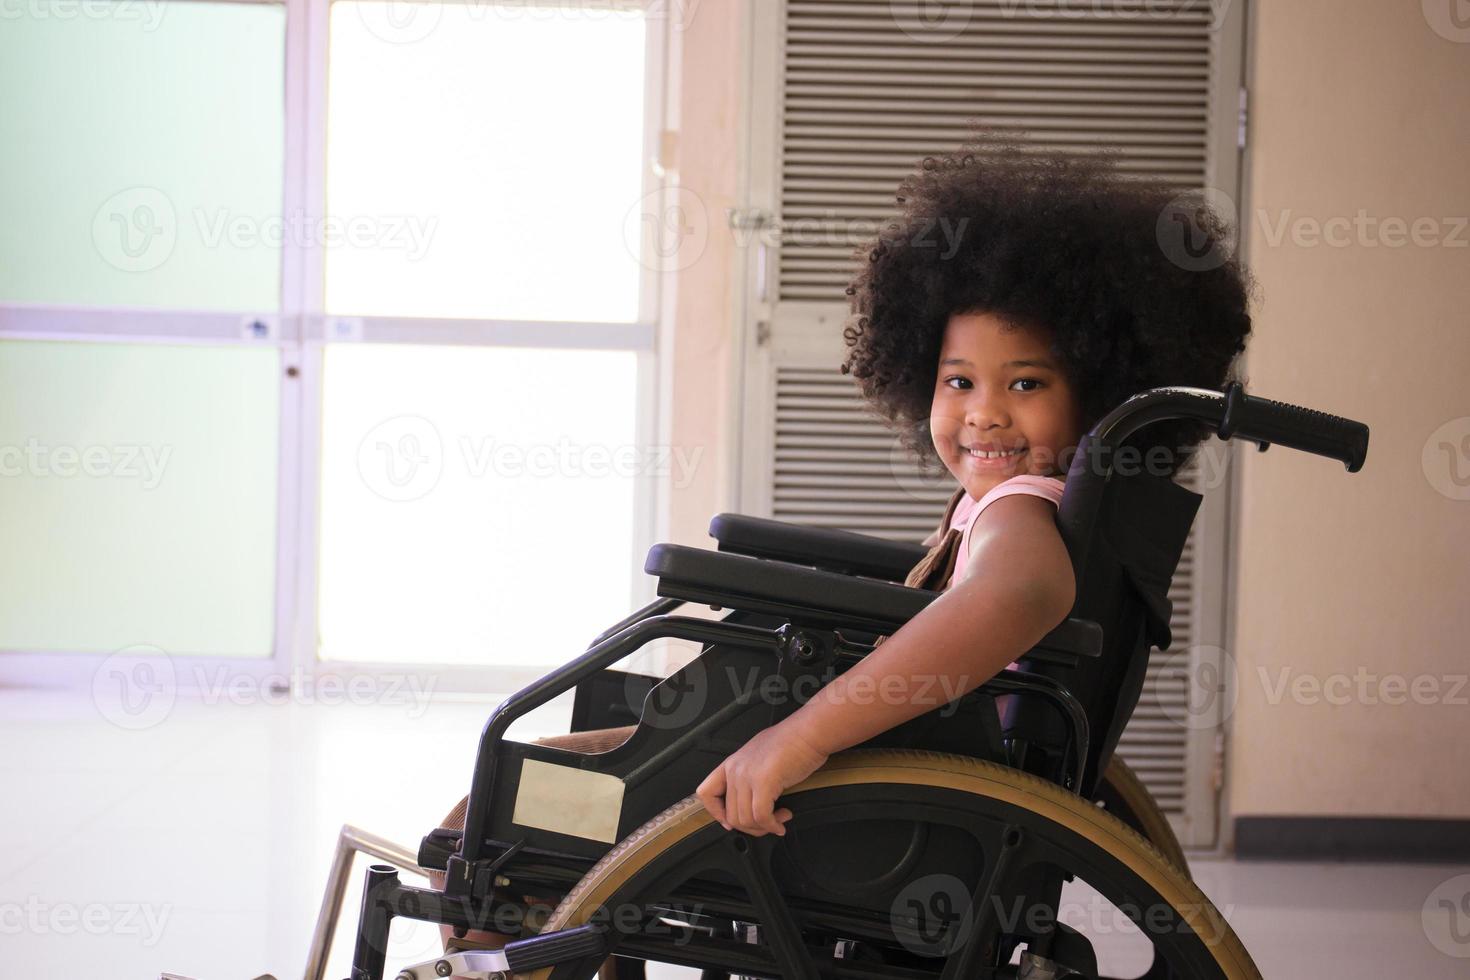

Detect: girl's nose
[965, 393, 1010, 431]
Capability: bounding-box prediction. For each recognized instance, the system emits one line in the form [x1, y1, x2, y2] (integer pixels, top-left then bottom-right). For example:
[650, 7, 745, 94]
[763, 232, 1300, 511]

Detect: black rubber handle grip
[1217, 383, 1369, 472]
[504, 924, 607, 972]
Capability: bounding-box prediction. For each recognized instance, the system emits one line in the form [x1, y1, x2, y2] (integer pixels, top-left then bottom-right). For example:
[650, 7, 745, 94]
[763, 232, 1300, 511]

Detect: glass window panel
[0, 1, 285, 311]
[0, 340, 280, 656]
[325, 3, 647, 322]
[317, 344, 638, 666]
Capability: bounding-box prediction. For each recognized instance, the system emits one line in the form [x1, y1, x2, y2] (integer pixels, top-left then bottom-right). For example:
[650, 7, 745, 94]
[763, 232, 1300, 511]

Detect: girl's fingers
[752, 789, 785, 836]
[733, 780, 754, 835]
[729, 782, 745, 834]
[697, 767, 730, 829]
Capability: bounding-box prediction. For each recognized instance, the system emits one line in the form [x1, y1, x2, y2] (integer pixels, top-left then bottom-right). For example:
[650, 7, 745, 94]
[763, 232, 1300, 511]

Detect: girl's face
[929, 312, 1085, 501]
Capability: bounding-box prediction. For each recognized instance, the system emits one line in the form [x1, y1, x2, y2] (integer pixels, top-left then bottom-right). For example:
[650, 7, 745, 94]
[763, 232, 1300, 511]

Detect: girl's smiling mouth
[961, 443, 1027, 467]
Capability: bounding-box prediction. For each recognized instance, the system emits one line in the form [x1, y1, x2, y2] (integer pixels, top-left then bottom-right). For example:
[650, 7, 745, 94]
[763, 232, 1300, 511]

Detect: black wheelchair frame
[341, 383, 1368, 980]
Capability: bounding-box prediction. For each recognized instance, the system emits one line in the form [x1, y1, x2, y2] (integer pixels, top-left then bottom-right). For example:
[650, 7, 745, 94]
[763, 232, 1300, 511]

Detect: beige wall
[662, 1, 1470, 822]
[662, 1, 743, 552]
[1228, 0, 1470, 822]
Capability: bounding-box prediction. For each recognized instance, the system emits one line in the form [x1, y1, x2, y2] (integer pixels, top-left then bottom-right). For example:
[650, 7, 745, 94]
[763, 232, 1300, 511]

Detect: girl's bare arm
[782, 494, 1075, 757]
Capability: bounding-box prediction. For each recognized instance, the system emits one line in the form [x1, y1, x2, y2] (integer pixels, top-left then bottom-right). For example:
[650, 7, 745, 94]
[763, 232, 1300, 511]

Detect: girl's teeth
[969, 448, 1024, 459]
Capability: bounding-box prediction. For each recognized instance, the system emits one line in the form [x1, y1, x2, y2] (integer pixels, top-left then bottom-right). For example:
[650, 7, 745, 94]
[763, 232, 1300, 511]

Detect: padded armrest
[708, 512, 928, 582]
[644, 543, 1101, 663]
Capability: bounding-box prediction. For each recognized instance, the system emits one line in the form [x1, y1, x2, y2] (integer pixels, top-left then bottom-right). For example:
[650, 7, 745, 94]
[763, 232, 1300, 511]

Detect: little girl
[429, 135, 1252, 953]
[696, 134, 1252, 837]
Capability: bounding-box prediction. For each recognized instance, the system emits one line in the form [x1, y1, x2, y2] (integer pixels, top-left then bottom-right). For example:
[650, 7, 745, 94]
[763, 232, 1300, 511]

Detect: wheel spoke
[937, 823, 1023, 980]
[719, 833, 823, 980]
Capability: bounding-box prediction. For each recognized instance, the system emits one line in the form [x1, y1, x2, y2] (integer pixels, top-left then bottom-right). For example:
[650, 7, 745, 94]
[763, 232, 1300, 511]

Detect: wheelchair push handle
[1216, 381, 1369, 472]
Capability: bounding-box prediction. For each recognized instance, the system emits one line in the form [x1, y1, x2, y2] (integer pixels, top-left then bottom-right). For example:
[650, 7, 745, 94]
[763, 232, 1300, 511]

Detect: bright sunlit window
[316, 343, 640, 666]
[325, 2, 648, 321]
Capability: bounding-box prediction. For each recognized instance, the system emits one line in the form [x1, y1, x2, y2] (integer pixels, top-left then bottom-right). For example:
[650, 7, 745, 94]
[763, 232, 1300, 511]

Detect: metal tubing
[452, 614, 784, 889]
[349, 864, 399, 980]
[587, 595, 685, 648]
[983, 671, 1091, 791]
[304, 826, 426, 980]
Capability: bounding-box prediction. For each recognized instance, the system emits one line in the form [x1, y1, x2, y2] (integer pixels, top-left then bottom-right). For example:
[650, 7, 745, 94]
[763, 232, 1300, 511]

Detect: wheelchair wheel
[1096, 756, 1191, 878]
[521, 750, 1258, 980]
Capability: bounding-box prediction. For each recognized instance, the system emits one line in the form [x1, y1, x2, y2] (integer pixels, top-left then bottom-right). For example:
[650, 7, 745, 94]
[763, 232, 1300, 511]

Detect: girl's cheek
[930, 426, 960, 457]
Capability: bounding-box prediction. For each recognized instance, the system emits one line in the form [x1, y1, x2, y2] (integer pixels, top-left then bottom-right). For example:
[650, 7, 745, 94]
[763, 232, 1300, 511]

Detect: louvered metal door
[734, 0, 1245, 846]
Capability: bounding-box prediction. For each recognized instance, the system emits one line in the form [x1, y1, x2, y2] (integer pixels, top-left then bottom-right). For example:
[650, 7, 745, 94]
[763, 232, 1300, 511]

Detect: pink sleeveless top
[945, 475, 1068, 591]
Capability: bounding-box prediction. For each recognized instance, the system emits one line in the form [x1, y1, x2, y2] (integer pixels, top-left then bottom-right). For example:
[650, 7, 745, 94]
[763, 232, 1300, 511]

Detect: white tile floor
[1, 690, 1465, 979]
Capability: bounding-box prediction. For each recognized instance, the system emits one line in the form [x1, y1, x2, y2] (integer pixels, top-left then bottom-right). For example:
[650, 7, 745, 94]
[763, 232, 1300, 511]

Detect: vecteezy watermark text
[0, 439, 172, 489]
[890, 873, 1237, 957]
[92, 646, 438, 731]
[358, 416, 705, 503]
[630, 659, 980, 731]
[92, 187, 439, 274]
[0, 897, 171, 947]
[1256, 209, 1469, 249]
[193, 208, 437, 260]
[0, 0, 168, 29]
[1257, 666, 1468, 707]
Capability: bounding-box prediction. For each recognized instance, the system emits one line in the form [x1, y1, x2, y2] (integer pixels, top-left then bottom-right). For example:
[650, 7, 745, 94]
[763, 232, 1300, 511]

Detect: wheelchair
[318, 382, 1368, 980]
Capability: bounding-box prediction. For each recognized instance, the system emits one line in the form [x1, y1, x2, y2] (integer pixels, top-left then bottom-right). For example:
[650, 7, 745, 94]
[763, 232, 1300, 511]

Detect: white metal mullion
[735, 0, 784, 518]
[271, 0, 319, 920]
[276, 0, 324, 689]
[289, 0, 331, 686]
[0, 304, 286, 347]
[306, 315, 655, 349]
[629, 7, 668, 623]
[637, 8, 665, 335]
[1195, 0, 1249, 857]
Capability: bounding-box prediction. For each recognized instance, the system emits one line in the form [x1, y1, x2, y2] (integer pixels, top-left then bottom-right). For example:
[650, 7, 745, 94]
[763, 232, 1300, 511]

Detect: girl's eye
[941, 376, 1044, 392]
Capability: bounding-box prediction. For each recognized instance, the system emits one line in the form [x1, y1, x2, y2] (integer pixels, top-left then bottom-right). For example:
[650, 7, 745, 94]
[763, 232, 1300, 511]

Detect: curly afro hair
[840, 132, 1255, 479]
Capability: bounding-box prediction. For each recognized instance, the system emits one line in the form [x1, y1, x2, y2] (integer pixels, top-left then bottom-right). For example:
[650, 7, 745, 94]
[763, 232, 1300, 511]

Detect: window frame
[0, 0, 672, 696]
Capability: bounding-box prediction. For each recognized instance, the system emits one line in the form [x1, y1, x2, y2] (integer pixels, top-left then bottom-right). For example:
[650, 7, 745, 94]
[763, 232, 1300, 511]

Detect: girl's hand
[695, 723, 829, 836]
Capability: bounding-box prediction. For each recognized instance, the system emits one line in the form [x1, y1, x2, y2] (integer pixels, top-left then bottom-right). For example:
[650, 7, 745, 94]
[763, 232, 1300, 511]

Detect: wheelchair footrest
[504, 925, 608, 972]
[394, 949, 509, 980]
[403, 926, 606, 978]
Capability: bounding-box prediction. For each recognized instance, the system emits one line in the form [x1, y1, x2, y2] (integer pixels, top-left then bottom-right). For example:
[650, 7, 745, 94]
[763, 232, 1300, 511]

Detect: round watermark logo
[891, 873, 974, 956]
[91, 645, 177, 731]
[1156, 187, 1238, 272]
[889, 0, 971, 43]
[356, 0, 443, 44]
[1153, 644, 1237, 730]
[1422, 416, 1470, 501]
[1423, 0, 1470, 43]
[357, 415, 444, 502]
[92, 186, 177, 273]
[888, 430, 962, 504]
[626, 658, 709, 730]
[623, 185, 709, 274]
[1423, 874, 1470, 958]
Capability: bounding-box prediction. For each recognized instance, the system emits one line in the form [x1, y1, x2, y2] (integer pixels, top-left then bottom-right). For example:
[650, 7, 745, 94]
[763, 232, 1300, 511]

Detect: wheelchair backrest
[1010, 433, 1203, 797]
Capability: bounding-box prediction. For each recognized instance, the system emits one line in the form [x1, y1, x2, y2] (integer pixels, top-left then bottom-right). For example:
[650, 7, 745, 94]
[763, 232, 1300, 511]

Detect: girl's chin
[945, 455, 1026, 492]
